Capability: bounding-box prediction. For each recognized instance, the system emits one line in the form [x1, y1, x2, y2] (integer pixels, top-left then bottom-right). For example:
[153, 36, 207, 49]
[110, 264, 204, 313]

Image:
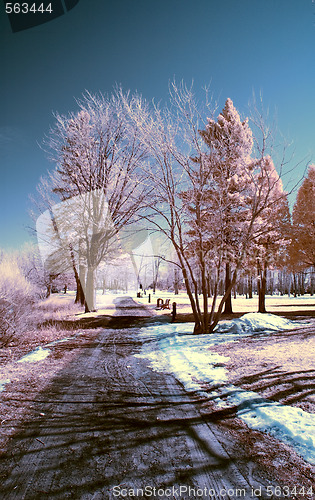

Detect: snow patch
[45, 331, 83, 347]
[136, 322, 230, 393]
[215, 312, 297, 334]
[0, 379, 10, 392]
[236, 399, 315, 464]
[16, 332, 84, 364]
[17, 346, 51, 363]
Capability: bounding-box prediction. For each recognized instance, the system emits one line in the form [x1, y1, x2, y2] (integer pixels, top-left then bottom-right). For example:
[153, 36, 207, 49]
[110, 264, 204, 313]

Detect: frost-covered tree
[121, 83, 213, 331]
[197, 98, 255, 315]
[31, 176, 86, 303]
[125, 83, 287, 333]
[43, 90, 149, 312]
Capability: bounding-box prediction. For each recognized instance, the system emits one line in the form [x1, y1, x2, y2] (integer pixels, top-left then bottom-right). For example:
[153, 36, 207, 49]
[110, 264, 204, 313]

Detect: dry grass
[35, 293, 82, 320]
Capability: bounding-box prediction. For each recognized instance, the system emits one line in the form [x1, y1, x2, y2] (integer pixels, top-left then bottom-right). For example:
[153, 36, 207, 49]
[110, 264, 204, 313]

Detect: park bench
[160, 298, 171, 310]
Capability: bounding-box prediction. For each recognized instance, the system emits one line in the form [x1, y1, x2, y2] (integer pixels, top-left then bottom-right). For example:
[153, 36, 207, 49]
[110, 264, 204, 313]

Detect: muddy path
[0, 297, 286, 499]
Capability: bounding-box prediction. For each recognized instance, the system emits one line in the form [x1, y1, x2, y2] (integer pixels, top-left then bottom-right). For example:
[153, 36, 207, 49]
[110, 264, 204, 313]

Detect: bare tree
[31, 176, 86, 303]
[42, 89, 150, 311]
[125, 82, 292, 333]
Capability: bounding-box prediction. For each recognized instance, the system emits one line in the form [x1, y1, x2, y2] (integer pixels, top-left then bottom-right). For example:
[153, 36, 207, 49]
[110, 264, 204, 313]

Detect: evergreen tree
[201, 98, 254, 314]
[291, 165, 315, 269]
[183, 98, 255, 326]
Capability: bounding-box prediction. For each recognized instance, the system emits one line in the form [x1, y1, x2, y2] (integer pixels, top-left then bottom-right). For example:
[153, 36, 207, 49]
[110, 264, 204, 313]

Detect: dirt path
[0, 297, 306, 499]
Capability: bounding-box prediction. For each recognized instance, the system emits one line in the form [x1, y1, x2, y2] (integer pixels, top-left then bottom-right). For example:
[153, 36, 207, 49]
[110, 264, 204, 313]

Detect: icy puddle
[136, 313, 315, 465]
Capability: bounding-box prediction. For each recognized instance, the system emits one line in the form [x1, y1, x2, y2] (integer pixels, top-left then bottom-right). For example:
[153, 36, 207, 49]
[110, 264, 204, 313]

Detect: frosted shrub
[0, 257, 38, 345]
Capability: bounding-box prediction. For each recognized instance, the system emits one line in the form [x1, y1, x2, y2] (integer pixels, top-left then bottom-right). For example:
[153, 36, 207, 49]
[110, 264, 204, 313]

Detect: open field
[63, 289, 315, 321]
[134, 290, 315, 316]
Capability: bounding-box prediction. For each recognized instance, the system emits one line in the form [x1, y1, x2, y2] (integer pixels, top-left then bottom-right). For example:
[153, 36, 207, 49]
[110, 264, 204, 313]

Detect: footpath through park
[0, 296, 275, 499]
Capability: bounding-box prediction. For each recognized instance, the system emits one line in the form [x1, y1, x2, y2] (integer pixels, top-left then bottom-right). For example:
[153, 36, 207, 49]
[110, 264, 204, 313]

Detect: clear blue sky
[1, 0, 314, 249]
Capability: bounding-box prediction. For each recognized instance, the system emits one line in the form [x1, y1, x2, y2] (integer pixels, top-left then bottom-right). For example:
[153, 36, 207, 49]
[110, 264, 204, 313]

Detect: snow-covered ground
[135, 290, 315, 315]
[135, 313, 315, 465]
[56, 289, 315, 317]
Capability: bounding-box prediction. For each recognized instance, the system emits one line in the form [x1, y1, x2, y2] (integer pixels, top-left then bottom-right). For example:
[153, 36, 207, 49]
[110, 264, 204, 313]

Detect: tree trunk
[199, 251, 209, 332]
[153, 257, 161, 294]
[185, 277, 202, 333]
[208, 266, 220, 327]
[248, 273, 253, 299]
[75, 278, 85, 306]
[85, 267, 96, 312]
[207, 275, 211, 297]
[299, 272, 305, 295]
[174, 267, 179, 295]
[281, 270, 284, 295]
[258, 264, 267, 313]
[293, 273, 297, 297]
[78, 265, 86, 306]
[67, 242, 86, 306]
[223, 262, 233, 314]
[210, 266, 239, 332]
[269, 270, 274, 295]
[287, 272, 291, 298]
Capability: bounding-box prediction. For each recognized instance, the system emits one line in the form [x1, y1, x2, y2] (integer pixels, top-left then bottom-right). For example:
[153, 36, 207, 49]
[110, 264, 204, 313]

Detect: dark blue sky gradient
[1, 0, 314, 248]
